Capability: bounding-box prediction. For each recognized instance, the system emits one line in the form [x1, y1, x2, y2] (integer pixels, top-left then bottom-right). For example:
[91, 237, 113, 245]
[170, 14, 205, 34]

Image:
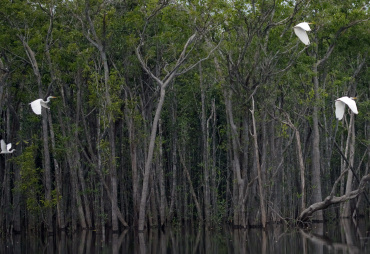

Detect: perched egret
[294, 22, 312, 45]
[335, 96, 358, 120]
[1, 139, 15, 154]
[30, 96, 57, 115]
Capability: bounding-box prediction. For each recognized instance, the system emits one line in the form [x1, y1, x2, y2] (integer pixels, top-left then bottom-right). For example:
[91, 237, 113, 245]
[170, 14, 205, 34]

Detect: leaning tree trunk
[135, 32, 198, 230]
[251, 98, 267, 228]
[342, 113, 356, 217]
[138, 87, 167, 230]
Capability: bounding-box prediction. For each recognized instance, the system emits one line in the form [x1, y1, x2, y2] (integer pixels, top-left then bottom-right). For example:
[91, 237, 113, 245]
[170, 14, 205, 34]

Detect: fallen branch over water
[298, 170, 370, 222]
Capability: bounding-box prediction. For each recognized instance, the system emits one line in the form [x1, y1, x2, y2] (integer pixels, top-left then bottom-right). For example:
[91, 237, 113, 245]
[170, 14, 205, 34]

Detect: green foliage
[12, 141, 57, 215]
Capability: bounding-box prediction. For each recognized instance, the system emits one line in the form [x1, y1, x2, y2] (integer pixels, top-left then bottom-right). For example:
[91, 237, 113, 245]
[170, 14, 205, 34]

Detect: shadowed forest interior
[0, 0, 370, 234]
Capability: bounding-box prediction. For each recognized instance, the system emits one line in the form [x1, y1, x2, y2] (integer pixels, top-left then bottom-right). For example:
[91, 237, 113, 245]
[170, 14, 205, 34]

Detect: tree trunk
[311, 63, 323, 221]
[138, 87, 166, 230]
[250, 98, 267, 228]
[125, 93, 140, 226]
[342, 113, 356, 217]
[200, 62, 211, 227]
[47, 111, 65, 230]
[223, 89, 245, 227]
[283, 113, 306, 211]
[158, 119, 165, 226]
[178, 144, 203, 222]
[19, 35, 54, 233]
[57, 106, 86, 230]
[75, 76, 92, 228]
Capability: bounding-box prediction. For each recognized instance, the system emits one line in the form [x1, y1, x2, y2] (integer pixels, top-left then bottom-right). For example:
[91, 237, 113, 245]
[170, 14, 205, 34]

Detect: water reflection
[1, 219, 369, 253]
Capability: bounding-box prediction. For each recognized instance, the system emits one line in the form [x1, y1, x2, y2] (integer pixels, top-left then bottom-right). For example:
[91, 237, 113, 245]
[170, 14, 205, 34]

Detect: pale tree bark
[47, 111, 65, 229]
[18, 35, 54, 233]
[250, 97, 267, 228]
[342, 113, 356, 217]
[298, 170, 370, 222]
[136, 27, 212, 229]
[282, 113, 306, 211]
[158, 118, 167, 226]
[339, 55, 365, 217]
[311, 61, 324, 221]
[223, 88, 245, 227]
[168, 112, 178, 223]
[136, 85, 166, 230]
[200, 62, 211, 227]
[210, 99, 218, 216]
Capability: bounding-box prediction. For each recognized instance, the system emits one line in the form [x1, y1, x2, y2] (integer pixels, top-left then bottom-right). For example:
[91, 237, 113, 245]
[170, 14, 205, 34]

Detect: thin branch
[177, 34, 223, 75]
[316, 18, 370, 67]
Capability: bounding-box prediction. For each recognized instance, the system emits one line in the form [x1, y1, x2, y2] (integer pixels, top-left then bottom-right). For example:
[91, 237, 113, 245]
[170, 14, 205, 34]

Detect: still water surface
[2, 219, 370, 253]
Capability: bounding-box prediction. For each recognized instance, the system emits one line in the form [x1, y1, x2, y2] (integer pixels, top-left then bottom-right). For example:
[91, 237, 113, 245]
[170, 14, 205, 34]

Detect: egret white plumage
[335, 96, 358, 120]
[294, 22, 312, 45]
[30, 96, 57, 115]
[1, 139, 15, 154]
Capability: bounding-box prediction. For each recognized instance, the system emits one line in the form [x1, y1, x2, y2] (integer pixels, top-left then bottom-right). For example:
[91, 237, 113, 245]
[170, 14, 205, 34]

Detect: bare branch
[177, 33, 223, 76]
[135, 44, 164, 86]
[298, 172, 370, 222]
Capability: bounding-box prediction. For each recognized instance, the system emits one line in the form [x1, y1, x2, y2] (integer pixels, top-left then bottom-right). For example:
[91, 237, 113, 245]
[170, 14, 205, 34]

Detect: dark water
[2, 219, 370, 253]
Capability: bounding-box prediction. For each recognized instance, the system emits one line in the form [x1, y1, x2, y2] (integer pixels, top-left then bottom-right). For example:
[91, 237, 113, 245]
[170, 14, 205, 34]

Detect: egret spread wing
[294, 27, 310, 45]
[338, 97, 358, 114]
[7, 143, 12, 151]
[335, 100, 345, 120]
[295, 22, 311, 31]
[1, 139, 6, 152]
[30, 99, 42, 115]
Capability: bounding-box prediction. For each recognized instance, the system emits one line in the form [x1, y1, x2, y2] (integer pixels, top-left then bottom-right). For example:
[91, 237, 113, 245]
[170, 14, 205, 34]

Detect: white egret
[294, 22, 312, 45]
[1, 139, 15, 154]
[30, 96, 57, 115]
[335, 96, 358, 120]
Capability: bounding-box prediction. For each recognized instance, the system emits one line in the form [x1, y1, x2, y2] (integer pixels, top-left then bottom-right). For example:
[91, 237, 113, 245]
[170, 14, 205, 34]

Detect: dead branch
[298, 172, 370, 222]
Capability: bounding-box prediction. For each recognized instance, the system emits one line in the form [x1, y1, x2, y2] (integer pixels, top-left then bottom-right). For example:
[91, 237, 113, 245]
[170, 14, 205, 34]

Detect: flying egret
[335, 96, 358, 120]
[29, 96, 57, 115]
[294, 22, 312, 45]
[1, 139, 15, 154]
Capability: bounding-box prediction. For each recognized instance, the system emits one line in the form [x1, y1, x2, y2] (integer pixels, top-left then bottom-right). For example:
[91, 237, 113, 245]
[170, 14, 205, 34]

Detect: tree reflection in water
[1, 219, 370, 253]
